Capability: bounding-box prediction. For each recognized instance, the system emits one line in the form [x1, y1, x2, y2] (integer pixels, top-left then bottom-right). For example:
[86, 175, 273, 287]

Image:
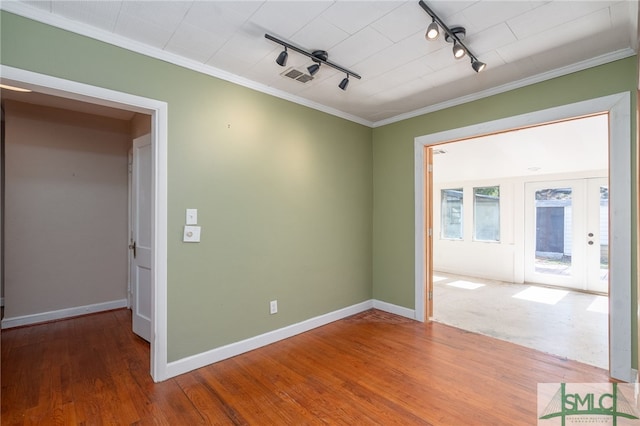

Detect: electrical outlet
[270, 300, 278, 314]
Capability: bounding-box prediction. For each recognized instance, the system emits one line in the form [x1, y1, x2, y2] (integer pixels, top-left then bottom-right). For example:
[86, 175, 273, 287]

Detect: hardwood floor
[2, 308, 610, 425]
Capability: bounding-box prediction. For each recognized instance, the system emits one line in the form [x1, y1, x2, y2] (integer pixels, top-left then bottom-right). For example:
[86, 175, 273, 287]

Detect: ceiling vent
[282, 67, 314, 84]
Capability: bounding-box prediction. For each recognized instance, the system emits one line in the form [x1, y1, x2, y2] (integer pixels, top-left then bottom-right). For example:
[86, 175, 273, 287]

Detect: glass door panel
[525, 180, 586, 289]
[534, 187, 573, 277]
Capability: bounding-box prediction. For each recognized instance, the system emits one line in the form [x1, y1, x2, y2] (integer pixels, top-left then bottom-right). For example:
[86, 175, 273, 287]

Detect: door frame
[414, 92, 632, 381]
[0, 65, 169, 382]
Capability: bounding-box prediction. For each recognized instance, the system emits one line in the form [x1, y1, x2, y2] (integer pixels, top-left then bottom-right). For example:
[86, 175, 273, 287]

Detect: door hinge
[428, 228, 433, 237]
[427, 164, 433, 173]
[428, 290, 433, 301]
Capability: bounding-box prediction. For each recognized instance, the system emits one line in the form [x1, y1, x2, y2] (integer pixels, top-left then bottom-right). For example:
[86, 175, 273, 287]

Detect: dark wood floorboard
[1, 308, 611, 425]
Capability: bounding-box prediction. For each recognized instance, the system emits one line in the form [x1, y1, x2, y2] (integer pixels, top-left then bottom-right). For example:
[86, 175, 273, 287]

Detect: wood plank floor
[2, 308, 611, 425]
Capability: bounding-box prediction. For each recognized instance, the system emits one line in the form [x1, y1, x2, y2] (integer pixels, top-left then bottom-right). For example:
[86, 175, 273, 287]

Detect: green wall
[372, 56, 638, 364]
[0, 12, 373, 361]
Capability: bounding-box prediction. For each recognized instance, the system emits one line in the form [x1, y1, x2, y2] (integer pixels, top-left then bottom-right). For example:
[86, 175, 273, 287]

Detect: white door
[130, 134, 152, 342]
[524, 178, 608, 293]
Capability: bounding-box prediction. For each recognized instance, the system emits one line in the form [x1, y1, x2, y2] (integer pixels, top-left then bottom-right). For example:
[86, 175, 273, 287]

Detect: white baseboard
[1, 299, 128, 329]
[166, 300, 374, 379]
[372, 299, 416, 319]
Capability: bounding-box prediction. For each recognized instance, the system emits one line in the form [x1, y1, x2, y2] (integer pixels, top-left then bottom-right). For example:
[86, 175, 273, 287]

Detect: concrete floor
[432, 272, 608, 369]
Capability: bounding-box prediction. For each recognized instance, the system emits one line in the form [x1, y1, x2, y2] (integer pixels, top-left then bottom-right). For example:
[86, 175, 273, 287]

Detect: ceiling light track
[418, 0, 486, 73]
[265, 34, 361, 89]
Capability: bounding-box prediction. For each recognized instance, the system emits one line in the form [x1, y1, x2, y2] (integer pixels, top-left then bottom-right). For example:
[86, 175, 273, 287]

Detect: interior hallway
[432, 272, 608, 369]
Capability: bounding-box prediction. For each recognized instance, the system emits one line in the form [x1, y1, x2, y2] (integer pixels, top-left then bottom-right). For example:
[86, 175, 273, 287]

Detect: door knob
[588, 241, 594, 245]
[588, 232, 594, 237]
[129, 239, 137, 258]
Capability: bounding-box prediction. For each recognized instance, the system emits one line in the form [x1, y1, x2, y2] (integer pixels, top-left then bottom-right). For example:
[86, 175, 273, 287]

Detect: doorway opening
[0, 65, 168, 382]
[429, 114, 609, 369]
[413, 93, 632, 382]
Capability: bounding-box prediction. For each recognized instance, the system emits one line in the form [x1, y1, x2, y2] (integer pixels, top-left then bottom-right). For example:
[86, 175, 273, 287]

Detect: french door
[524, 177, 608, 293]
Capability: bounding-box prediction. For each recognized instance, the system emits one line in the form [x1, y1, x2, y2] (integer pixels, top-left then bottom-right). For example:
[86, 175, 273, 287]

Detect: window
[441, 188, 463, 239]
[474, 186, 500, 241]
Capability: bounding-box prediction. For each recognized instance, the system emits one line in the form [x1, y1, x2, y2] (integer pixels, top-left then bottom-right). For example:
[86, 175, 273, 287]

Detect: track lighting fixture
[339, 75, 349, 91]
[452, 42, 465, 59]
[418, 0, 486, 72]
[307, 63, 320, 76]
[276, 47, 288, 67]
[265, 33, 361, 90]
[426, 20, 439, 40]
[471, 59, 486, 73]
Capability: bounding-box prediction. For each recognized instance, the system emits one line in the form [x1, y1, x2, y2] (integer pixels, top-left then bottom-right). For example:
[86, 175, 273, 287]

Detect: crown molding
[0, 2, 374, 127]
[372, 48, 635, 128]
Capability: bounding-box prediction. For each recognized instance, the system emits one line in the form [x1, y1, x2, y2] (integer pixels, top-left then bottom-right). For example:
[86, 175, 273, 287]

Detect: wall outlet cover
[183, 225, 201, 242]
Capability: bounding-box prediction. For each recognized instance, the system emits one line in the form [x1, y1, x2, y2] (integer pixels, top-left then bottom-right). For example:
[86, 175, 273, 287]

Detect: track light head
[426, 20, 439, 40]
[276, 48, 288, 67]
[418, 2, 486, 73]
[339, 75, 349, 91]
[264, 34, 361, 89]
[308, 50, 327, 76]
[307, 63, 320, 76]
[452, 42, 466, 59]
[471, 59, 486, 73]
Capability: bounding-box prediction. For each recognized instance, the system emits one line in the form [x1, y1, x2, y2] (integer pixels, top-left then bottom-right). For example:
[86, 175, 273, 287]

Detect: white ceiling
[2, 1, 638, 126]
[433, 113, 609, 182]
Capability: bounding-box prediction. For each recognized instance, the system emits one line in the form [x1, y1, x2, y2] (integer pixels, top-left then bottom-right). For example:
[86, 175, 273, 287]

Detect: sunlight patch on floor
[512, 286, 569, 305]
[587, 296, 608, 314]
[433, 275, 448, 283]
[447, 280, 485, 290]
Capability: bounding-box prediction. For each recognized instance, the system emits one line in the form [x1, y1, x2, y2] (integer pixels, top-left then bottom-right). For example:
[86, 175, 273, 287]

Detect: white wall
[433, 170, 607, 283]
[3, 100, 131, 319]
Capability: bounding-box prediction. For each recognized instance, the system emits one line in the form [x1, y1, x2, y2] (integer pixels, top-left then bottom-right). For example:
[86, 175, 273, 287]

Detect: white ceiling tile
[507, 1, 617, 40]
[249, 1, 332, 39]
[610, 1, 638, 46]
[23, 0, 51, 12]
[207, 30, 275, 75]
[530, 30, 628, 72]
[320, 1, 401, 35]
[468, 23, 518, 56]
[52, 1, 122, 32]
[290, 17, 350, 51]
[498, 8, 612, 63]
[114, 14, 175, 49]
[218, 31, 273, 63]
[119, 1, 190, 29]
[370, 2, 431, 43]
[180, 1, 257, 35]
[164, 23, 228, 63]
[461, 1, 542, 33]
[349, 57, 433, 98]
[354, 31, 436, 78]
[421, 44, 469, 72]
[422, 59, 474, 88]
[329, 27, 394, 68]
[372, 77, 434, 104]
[423, 1, 477, 21]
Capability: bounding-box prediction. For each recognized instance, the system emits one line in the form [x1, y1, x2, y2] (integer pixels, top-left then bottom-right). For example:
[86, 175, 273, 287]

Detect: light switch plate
[183, 225, 201, 242]
[186, 209, 198, 225]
